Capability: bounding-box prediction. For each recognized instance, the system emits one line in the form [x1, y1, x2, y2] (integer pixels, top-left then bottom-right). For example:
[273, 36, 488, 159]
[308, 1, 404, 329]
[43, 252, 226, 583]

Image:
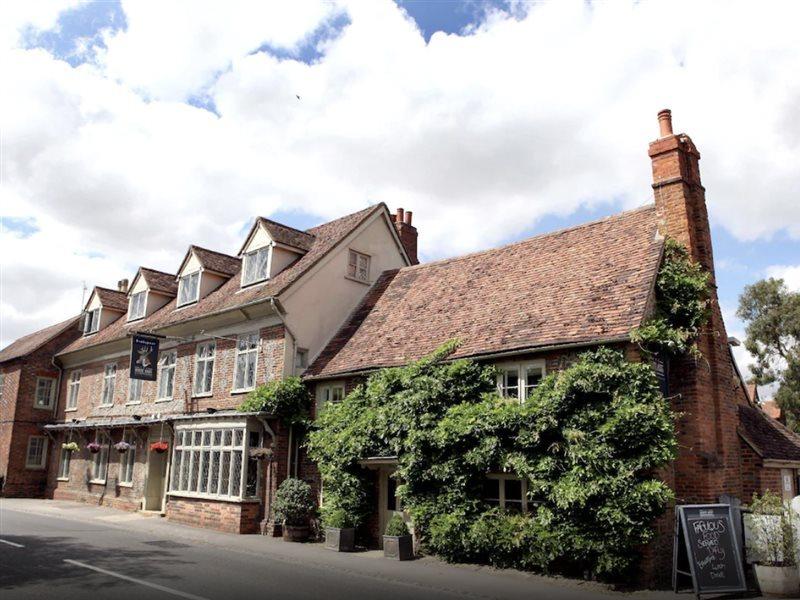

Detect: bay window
[497, 361, 545, 402]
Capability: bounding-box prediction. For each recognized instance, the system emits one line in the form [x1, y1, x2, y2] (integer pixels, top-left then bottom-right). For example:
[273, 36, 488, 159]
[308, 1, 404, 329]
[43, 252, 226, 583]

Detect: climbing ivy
[237, 376, 310, 425]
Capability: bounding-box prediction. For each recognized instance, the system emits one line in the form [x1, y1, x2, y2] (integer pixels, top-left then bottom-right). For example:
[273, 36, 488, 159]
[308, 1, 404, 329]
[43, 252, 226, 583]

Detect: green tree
[737, 278, 800, 430]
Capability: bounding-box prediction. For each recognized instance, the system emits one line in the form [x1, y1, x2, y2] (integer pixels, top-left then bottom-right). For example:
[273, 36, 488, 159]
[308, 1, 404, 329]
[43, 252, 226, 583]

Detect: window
[128, 377, 143, 404]
[119, 432, 136, 485]
[316, 382, 345, 414]
[233, 333, 259, 391]
[128, 291, 146, 320]
[25, 436, 48, 469]
[295, 348, 309, 374]
[178, 271, 200, 306]
[242, 247, 269, 286]
[170, 424, 257, 500]
[66, 370, 81, 410]
[83, 308, 100, 334]
[58, 445, 72, 480]
[497, 362, 545, 403]
[193, 342, 215, 396]
[101, 364, 116, 406]
[34, 377, 56, 409]
[483, 474, 528, 512]
[157, 351, 177, 400]
[91, 433, 109, 483]
[347, 249, 370, 282]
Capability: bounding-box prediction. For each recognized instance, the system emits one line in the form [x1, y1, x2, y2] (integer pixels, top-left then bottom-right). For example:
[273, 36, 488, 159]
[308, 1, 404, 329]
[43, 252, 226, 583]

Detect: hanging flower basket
[86, 442, 102, 454]
[249, 447, 273, 461]
[114, 441, 132, 453]
[150, 441, 169, 454]
[62, 441, 80, 452]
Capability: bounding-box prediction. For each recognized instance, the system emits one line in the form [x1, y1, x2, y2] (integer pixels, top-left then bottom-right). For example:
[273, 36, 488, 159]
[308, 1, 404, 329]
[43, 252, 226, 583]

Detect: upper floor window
[101, 364, 116, 406]
[34, 377, 56, 409]
[316, 382, 345, 414]
[233, 333, 259, 392]
[178, 271, 200, 306]
[347, 249, 370, 282]
[242, 247, 269, 286]
[83, 309, 100, 334]
[66, 370, 81, 410]
[128, 377, 143, 404]
[25, 436, 48, 470]
[157, 351, 177, 400]
[295, 348, 309, 374]
[193, 342, 215, 396]
[128, 291, 146, 320]
[483, 474, 528, 512]
[497, 362, 544, 403]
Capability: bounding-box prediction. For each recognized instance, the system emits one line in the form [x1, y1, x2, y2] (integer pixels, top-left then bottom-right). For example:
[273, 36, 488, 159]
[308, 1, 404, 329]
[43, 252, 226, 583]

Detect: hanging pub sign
[673, 504, 747, 597]
[130, 334, 159, 381]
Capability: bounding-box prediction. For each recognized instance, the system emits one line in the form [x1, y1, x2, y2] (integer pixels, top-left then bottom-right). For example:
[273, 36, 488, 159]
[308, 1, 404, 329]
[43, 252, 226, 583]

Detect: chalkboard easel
[673, 504, 748, 598]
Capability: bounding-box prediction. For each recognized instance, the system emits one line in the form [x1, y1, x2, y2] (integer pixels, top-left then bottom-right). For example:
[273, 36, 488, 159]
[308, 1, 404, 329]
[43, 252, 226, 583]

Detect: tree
[737, 278, 800, 430]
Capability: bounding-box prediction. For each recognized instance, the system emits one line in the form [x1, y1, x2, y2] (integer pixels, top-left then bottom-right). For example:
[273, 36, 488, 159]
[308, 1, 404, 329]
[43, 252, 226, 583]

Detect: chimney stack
[657, 108, 673, 138]
[393, 207, 418, 265]
[117, 279, 129, 293]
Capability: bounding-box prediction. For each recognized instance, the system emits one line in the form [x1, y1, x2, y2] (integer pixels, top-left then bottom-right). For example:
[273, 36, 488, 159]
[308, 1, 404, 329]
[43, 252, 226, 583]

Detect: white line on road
[0, 539, 25, 548]
[63, 559, 210, 600]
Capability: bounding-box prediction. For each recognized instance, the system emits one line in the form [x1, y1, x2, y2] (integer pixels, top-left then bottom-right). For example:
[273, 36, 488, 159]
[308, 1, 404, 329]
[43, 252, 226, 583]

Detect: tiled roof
[59, 204, 383, 356]
[191, 246, 241, 276]
[760, 399, 782, 421]
[258, 218, 315, 251]
[95, 287, 129, 312]
[139, 267, 178, 296]
[307, 205, 663, 378]
[739, 404, 800, 462]
[0, 315, 81, 363]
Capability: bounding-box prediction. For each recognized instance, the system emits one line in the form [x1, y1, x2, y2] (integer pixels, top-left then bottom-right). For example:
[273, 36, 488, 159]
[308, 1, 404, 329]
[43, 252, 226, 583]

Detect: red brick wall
[166, 497, 262, 534]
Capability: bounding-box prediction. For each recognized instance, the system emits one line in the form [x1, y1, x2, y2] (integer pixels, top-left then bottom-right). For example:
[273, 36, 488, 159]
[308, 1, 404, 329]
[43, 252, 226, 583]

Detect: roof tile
[0, 315, 81, 363]
[739, 404, 800, 462]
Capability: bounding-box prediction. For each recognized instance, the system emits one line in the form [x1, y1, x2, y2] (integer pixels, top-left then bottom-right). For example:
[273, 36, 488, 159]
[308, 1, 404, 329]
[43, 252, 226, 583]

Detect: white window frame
[100, 363, 117, 406]
[346, 249, 371, 283]
[484, 473, 529, 512]
[193, 341, 216, 397]
[57, 445, 72, 480]
[33, 376, 57, 409]
[157, 350, 177, 401]
[66, 370, 81, 411]
[169, 421, 258, 501]
[118, 431, 136, 486]
[316, 381, 345, 415]
[241, 246, 270, 286]
[128, 290, 147, 321]
[232, 333, 260, 392]
[128, 376, 143, 405]
[177, 271, 201, 307]
[294, 348, 309, 375]
[83, 308, 100, 335]
[496, 360, 545, 403]
[25, 436, 48, 470]
[90, 432, 109, 484]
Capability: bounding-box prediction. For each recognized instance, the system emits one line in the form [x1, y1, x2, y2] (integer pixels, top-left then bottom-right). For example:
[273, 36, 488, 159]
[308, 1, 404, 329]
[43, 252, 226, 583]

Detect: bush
[324, 508, 354, 529]
[273, 478, 316, 526]
[747, 490, 798, 566]
[385, 514, 410, 537]
[237, 377, 309, 425]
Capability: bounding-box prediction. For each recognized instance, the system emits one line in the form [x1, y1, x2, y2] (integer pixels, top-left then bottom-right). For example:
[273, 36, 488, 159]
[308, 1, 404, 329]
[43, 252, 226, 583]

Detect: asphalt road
[0, 499, 695, 600]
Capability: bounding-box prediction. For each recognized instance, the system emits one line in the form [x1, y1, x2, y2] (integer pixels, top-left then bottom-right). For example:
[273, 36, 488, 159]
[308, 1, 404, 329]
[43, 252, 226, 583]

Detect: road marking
[0, 539, 25, 548]
[63, 559, 210, 600]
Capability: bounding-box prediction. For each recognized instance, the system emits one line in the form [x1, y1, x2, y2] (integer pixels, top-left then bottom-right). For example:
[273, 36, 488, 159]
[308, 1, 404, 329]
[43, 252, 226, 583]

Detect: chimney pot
[657, 108, 673, 138]
[404, 210, 412, 225]
[396, 208, 405, 224]
[118, 278, 129, 293]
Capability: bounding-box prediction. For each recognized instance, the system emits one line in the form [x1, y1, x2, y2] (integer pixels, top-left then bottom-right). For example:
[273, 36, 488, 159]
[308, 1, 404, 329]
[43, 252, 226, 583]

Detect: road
[0, 499, 702, 600]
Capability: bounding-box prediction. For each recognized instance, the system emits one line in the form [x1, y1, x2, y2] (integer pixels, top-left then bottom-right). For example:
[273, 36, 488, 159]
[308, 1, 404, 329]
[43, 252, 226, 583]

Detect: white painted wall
[129, 274, 149, 295]
[244, 224, 271, 253]
[179, 252, 202, 277]
[199, 271, 226, 299]
[270, 247, 301, 278]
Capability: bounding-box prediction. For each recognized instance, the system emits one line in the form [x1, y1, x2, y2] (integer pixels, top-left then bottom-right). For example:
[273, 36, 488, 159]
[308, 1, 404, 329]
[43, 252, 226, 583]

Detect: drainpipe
[269, 297, 300, 481]
[51, 356, 63, 421]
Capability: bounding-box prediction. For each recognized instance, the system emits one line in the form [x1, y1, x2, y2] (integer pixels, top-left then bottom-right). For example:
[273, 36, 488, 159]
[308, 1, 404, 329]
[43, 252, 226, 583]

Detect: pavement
[0, 498, 752, 600]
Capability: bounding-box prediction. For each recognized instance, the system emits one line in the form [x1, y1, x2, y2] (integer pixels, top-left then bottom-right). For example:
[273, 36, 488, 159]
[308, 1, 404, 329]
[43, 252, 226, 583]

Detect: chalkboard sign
[673, 504, 747, 596]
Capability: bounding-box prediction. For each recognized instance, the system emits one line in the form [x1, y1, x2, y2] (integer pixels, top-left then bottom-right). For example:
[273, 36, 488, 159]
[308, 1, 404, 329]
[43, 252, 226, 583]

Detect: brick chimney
[648, 109, 715, 276]
[117, 279, 129, 293]
[393, 207, 418, 265]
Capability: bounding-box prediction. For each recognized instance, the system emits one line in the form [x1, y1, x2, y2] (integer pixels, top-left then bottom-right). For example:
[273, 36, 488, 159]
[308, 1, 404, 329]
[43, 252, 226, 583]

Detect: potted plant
[324, 508, 355, 552]
[114, 440, 132, 453]
[273, 478, 316, 542]
[249, 447, 273, 461]
[86, 442, 101, 454]
[62, 441, 80, 452]
[383, 514, 413, 560]
[746, 491, 800, 596]
[150, 441, 169, 454]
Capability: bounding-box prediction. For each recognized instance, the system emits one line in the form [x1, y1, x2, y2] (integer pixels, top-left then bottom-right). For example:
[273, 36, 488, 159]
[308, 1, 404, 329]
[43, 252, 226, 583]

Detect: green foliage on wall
[237, 376, 309, 425]
[307, 343, 677, 578]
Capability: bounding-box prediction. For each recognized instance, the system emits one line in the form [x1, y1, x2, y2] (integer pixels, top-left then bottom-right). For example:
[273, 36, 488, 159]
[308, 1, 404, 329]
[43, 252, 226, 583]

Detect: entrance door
[378, 468, 406, 547]
[143, 429, 169, 511]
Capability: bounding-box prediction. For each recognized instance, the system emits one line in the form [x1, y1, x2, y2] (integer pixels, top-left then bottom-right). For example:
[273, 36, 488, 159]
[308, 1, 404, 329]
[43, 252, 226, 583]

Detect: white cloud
[2, 0, 799, 347]
[766, 265, 800, 291]
[0, 0, 80, 50]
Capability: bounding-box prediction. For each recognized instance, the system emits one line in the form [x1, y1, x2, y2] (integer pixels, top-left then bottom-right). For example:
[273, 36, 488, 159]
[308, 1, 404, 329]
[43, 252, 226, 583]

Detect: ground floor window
[170, 422, 261, 501]
[58, 447, 72, 480]
[119, 432, 136, 485]
[25, 436, 48, 469]
[483, 474, 529, 512]
[91, 432, 109, 483]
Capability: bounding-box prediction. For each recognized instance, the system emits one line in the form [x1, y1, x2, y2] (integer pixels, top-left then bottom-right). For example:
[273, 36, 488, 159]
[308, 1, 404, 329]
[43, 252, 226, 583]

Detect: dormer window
[347, 249, 370, 282]
[178, 271, 200, 306]
[128, 291, 146, 320]
[242, 247, 269, 286]
[83, 309, 100, 335]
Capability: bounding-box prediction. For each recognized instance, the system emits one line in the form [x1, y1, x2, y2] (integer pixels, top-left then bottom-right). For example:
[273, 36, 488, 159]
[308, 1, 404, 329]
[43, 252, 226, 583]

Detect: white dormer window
[242, 247, 269, 286]
[83, 309, 100, 335]
[347, 249, 370, 282]
[128, 291, 146, 320]
[178, 271, 200, 306]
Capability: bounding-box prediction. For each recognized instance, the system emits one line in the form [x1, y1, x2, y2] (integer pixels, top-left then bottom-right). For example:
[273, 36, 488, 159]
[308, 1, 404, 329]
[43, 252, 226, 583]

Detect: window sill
[192, 392, 213, 399]
[33, 405, 54, 411]
[83, 331, 99, 337]
[344, 275, 371, 286]
[25, 465, 46, 471]
[239, 278, 269, 290]
[89, 479, 107, 486]
[230, 388, 255, 395]
[126, 316, 145, 323]
[65, 408, 78, 413]
[155, 398, 174, 403]
[57, 477, 69, 482]
[175, 300, 199, 311]
[126, 401, 142, 406]
[98, 404, 114, 408]
[117, 482, 133, 488]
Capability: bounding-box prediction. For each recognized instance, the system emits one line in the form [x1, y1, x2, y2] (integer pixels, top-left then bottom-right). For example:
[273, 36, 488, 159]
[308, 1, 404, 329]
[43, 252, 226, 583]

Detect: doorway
[143, 427, 169, 512]
[378, 467, 409, 547]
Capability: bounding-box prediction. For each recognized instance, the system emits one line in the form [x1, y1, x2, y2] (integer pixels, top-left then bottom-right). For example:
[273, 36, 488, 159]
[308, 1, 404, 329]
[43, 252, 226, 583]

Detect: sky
[1, 0, 798, 390]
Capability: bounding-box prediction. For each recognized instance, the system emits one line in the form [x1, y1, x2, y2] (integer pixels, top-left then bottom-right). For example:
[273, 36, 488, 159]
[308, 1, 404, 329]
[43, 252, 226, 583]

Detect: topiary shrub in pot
[746, 491, 800, 597]
[274, 478, 316, 542]
[324, 508, 355, 552]
[383, 514, 413, 561]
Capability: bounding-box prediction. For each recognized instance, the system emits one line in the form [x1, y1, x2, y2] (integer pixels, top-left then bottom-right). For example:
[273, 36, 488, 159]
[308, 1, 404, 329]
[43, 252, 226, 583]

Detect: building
[0, 316, 81, 497]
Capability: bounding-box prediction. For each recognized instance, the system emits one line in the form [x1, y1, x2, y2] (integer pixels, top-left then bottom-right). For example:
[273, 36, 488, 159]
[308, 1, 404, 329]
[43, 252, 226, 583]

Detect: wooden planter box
[383, 534, 413, 560]
[325, 527, 355, 552]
